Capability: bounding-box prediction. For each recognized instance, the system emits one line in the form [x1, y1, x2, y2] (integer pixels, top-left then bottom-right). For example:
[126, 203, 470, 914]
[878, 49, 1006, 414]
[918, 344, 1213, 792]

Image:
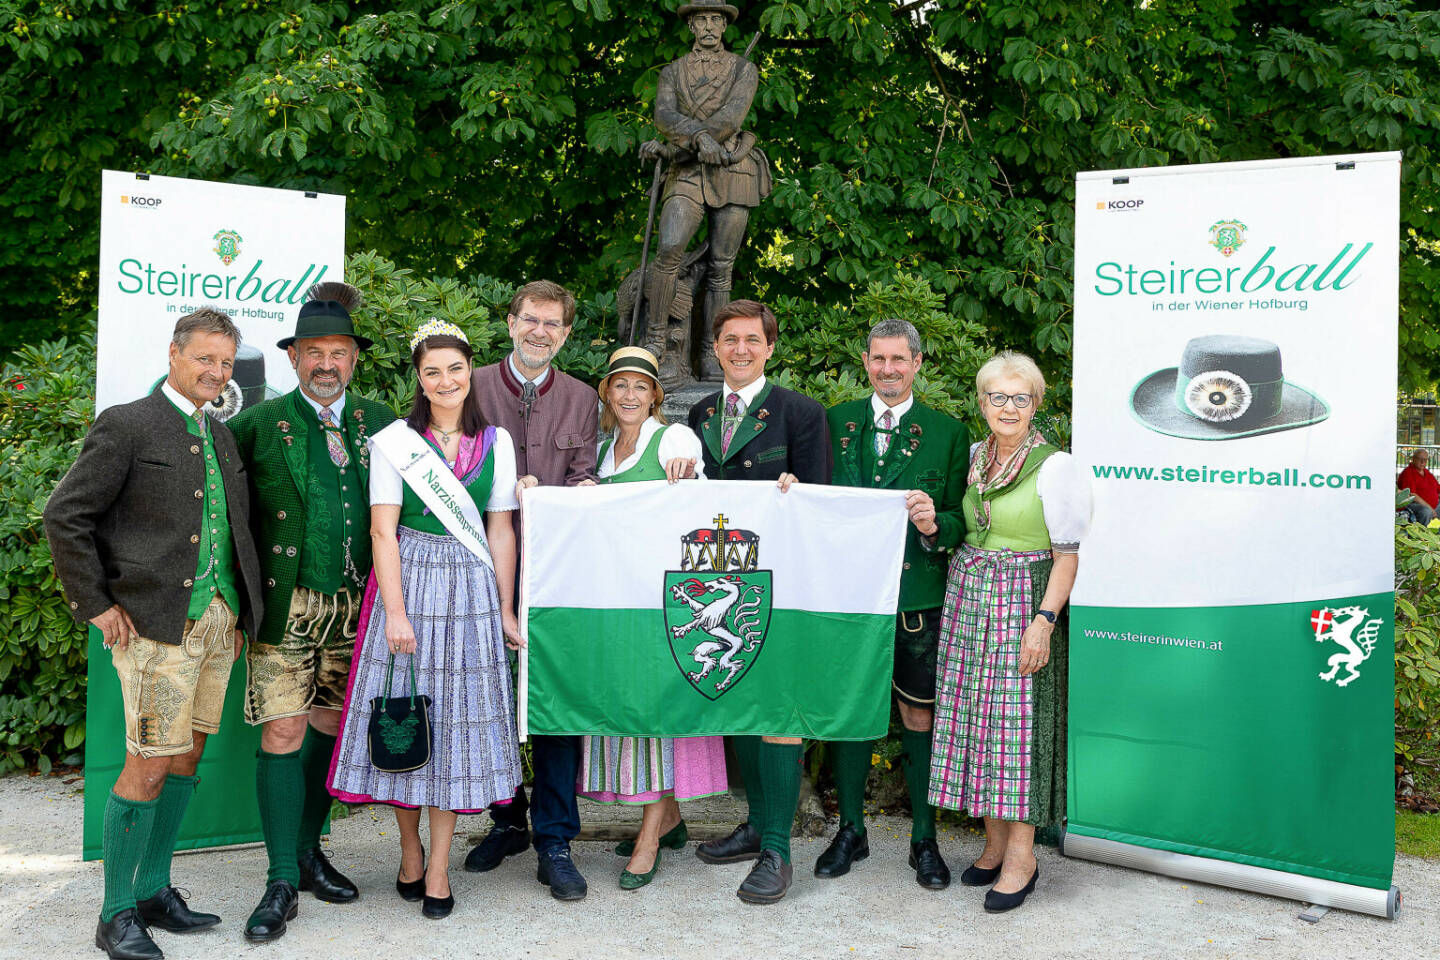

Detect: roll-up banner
[1067, 153, 1400, 917]
[82, 172, 345, 859]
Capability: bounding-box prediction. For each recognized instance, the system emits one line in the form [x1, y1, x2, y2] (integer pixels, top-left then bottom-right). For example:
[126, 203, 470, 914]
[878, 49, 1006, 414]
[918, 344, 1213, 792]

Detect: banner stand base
[1059, 830, 1400, 920]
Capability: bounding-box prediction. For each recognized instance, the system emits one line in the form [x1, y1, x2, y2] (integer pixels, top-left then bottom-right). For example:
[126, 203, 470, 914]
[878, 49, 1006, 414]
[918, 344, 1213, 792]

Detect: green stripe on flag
[527, 607, 893, 740]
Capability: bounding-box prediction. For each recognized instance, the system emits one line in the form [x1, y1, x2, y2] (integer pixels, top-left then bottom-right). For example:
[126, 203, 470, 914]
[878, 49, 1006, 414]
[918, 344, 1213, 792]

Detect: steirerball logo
[1208, 218, 1248, 257]
[212, 228, 243, 266]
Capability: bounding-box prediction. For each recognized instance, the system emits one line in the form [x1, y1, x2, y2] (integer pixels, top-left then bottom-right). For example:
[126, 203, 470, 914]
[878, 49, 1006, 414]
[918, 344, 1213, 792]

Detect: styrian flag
[519, 480, 908, 740]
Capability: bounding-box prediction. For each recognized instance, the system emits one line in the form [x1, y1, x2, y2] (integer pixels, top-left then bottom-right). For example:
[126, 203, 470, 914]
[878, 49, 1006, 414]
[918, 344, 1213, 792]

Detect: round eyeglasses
[985, 392, 1033, 409]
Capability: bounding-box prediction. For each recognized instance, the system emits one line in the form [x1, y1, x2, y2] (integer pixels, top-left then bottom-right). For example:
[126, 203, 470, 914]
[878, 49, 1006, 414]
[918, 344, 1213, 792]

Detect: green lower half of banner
[527, 606, 894, 741]
[84, 626, 268, 861]
[1068, 595, 1395, 890]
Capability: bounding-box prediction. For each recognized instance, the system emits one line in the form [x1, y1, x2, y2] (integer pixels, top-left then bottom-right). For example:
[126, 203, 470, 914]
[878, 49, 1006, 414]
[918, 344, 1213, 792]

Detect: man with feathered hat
[227, 282, 397, 942]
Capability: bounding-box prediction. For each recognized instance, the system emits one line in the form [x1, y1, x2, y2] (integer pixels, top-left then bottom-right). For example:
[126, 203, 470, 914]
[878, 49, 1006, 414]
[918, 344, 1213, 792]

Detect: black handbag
[367, 654, 433, 773]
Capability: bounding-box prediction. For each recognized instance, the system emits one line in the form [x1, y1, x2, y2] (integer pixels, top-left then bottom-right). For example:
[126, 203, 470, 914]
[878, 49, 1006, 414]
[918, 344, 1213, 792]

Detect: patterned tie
[319, 407, 350, 467]
[721, 392, 741, 455]
[521, 379, 537, 422]
[876, 409, 894, 457]
[192, 409, 206, 437]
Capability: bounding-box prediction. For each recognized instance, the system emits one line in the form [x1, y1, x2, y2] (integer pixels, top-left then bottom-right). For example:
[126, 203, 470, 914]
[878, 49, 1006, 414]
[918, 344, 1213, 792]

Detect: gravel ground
[0, 772, 1432, 960]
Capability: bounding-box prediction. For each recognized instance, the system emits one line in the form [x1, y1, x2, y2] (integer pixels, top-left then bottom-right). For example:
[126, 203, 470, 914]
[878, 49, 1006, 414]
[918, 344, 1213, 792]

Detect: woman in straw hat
[575, 347, 728, 889]
[929, 350, 1090, 913]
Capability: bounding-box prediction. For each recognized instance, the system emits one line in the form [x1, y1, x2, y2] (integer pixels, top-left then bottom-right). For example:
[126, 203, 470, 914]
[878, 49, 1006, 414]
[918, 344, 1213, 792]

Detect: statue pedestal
[661, 381, 718, 423]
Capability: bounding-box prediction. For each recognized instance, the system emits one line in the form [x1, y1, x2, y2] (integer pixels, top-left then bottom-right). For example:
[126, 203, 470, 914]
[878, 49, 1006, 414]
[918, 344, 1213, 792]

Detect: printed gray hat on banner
[1129, 335, 1329, 441]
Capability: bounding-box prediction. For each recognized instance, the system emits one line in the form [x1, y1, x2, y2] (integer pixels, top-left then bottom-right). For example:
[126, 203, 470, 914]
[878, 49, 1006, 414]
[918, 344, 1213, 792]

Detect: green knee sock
[757, 742, 803, 863]
[100, 791, 158, 921]
[732, 735, 765, 832]
[296, 728, 338, 854]
[132, 774, 198, 901]
[901, 727, 936, 842]
[829, 740, 873, 835]
[256, 749, 303, 886]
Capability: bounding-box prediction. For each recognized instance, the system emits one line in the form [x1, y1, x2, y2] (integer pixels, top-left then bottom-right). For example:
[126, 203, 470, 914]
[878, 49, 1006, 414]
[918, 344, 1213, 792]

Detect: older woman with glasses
[928, 351, 1090, 913]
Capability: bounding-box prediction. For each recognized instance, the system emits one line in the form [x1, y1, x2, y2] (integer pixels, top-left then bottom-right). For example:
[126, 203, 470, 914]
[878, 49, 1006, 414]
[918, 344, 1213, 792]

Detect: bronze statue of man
[639, 0, 771, 382]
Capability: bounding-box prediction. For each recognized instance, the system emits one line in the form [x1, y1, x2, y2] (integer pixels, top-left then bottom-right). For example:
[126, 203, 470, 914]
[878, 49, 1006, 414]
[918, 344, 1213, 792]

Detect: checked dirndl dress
[329, 426, 522, 813]
[575, 418, 729, 804]
[928, 442, 1090, 826]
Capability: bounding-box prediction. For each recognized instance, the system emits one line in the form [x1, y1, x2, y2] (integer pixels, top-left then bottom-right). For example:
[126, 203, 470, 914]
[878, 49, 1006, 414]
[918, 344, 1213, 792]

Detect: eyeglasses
[985, 392, 1033, 409]
[513, 314, 565, 332]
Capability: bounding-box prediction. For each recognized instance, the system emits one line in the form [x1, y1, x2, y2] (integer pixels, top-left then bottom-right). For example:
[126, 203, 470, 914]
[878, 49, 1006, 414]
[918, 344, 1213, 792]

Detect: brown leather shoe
[736, 849, 793, 904]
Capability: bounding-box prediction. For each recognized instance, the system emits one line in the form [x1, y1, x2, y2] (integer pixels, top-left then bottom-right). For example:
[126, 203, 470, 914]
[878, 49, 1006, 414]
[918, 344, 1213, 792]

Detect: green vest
[167, 398, 239, 619]
[598, 428, 667, 484]
[962, 445, 1058, 552]
[294, 400, 368, 593]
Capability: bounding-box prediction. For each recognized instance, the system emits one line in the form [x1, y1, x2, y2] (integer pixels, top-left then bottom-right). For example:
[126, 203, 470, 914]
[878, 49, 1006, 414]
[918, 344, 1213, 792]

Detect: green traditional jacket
[827, 397, 969, 611]
[228, 389, 396, 646]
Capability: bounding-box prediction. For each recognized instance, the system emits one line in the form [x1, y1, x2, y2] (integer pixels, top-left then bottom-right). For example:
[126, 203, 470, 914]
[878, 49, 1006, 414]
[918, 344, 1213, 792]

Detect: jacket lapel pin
[757, 409, 769, 420]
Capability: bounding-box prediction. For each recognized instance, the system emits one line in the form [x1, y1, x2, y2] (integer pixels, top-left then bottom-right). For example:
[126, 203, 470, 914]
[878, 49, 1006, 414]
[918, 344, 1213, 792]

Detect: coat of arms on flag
[664, 514, 772, 700]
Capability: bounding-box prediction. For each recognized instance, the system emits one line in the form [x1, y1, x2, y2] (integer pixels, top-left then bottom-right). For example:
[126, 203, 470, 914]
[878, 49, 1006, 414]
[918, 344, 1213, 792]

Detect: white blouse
[370, 426, 520, 513]
[970, 442, 1092, 553]
[598, 418, 706, 480]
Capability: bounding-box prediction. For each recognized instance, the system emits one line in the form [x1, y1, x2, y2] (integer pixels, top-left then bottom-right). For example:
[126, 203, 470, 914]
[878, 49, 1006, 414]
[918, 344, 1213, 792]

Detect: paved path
[1, 773, 1432, 959]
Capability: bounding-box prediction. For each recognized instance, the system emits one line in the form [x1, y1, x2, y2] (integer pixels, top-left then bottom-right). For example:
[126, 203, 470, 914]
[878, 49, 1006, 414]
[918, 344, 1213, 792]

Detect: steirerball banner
[95, 170, 345, 415]
[1068, 153, 1400, 914]
[83, 172, 345, 859]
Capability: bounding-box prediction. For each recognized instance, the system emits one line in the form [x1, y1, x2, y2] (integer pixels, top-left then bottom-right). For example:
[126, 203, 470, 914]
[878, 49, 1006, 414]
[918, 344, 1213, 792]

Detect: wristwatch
[1035, 609, 1057, 624]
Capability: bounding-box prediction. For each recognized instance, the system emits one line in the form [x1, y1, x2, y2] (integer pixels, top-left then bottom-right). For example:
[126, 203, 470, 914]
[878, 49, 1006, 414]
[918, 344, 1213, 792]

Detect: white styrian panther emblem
[1310, 605, 1383, 688]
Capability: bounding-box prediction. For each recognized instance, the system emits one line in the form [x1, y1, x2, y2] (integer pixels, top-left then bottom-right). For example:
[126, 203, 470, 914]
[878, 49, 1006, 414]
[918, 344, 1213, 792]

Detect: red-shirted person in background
[1398, 449, 1438, 524]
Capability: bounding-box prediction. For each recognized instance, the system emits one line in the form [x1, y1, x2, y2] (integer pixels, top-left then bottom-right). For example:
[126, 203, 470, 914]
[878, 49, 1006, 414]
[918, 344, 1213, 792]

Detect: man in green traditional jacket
[815, 318, 969, 891]
[227, 283, 396, 942]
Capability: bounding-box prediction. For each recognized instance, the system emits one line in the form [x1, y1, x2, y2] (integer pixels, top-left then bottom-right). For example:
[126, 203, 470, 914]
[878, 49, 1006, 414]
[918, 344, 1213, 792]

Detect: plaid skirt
[329, 528, 522, 812]
[928, 545, 1067, 826]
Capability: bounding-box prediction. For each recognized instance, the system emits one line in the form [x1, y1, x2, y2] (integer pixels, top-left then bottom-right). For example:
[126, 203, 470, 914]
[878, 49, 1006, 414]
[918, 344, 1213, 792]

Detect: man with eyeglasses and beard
[227, 282, 396, 942]
[463, 279, 599, 901]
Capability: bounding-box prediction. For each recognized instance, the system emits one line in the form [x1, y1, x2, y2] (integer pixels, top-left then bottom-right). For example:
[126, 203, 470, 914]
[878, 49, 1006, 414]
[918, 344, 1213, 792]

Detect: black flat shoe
[95, 909, 163, 960]
[421, 890, 454, 920]
[736, 849, 793, 904]
[814, 823, 869, 878]
[960, 861, 1002, 887]
[243, 879, 298, 943]
[984, 863, 1039, 913]
[695, 822, 762, 864]
[463, 823, 530, 873]
[298, 847, 358, 903]
[135, 885, 220, 932]
[396, 847, 426, 903]
[909, 838, 952, 890]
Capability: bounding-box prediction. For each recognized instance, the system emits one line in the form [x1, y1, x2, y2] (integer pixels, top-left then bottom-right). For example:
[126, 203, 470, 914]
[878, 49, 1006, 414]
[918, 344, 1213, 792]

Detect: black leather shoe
[959, 861, 1001, 887]
[95, 909, 163, 960]
[135, 886, 220, 932]
[736, 849, 793, 904]
[463, 823, 530, 873]
[297, 847, 358, 903]
[814, 823, 869, 878]
[421, 890, 454, 920]
[984, 862, 1039, 913]
[695, 822, 762, 864]
[535, 845, 588, 901]
[909, 838, 952, 890]
[243, 880, 298, 943]
[396, 846, 426, 903]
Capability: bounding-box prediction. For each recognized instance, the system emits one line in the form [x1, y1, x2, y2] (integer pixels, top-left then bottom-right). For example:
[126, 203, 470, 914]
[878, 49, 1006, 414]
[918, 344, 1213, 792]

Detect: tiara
[409, 318, 469, 352]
